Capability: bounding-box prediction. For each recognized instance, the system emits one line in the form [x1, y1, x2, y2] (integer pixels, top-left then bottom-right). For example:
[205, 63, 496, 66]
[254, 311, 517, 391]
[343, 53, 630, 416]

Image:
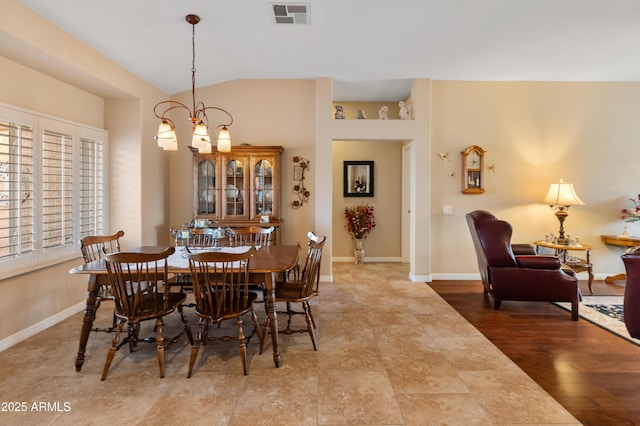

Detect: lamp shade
[217, 126, 231, 153]
[156, 121, 177, 149]
[163, 139, 178, 151]
[542, 179, 585, 206]
[199, 141, 212, 154]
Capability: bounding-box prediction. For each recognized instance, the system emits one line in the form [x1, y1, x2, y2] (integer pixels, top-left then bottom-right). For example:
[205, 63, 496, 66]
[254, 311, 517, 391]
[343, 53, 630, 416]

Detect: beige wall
[430, 81, 640, 277]
[167, 79, 317, 246]
[332, 140, 403, 259]
[0, 57, 104, 127]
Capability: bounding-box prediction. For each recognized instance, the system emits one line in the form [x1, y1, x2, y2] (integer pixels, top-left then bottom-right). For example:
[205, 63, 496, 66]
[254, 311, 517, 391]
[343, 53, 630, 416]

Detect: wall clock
[461, 145, 486, 194]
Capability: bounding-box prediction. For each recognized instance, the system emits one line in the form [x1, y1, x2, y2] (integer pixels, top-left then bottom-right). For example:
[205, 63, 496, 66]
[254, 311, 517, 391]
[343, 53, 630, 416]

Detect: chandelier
[153, 14, 233, 153]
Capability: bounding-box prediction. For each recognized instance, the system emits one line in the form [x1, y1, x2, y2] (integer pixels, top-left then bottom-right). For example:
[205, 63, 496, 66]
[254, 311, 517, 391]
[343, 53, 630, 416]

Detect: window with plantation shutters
[0, 105, 107, 277]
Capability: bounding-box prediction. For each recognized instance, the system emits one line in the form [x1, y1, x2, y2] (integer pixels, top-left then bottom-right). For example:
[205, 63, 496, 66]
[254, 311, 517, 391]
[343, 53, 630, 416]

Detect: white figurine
[334, 105, 345, 119]
[378, 105, 388, 120]
[357, 109, 367, 119]
[399, 101, 410, 120]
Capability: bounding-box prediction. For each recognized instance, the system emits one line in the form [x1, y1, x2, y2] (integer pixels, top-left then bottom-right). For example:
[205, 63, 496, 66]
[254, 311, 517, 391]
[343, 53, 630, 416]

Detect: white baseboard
[0, 301, 85, 352]
[431, 273, 481, 281]
[319, 274, 332, 283]
[410, 272, 432, 282]
[332, 257, 403, 263]
[427, 272, 621, 281]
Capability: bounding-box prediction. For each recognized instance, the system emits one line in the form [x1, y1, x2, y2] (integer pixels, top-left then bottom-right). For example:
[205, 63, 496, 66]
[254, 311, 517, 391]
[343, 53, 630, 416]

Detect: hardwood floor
[429, 278, 640, 426]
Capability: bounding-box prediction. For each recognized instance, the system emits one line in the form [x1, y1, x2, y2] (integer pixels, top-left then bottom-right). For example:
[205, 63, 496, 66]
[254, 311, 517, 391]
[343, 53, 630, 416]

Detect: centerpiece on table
[620, 194, 640, 238]
[344, 204, 376, 264]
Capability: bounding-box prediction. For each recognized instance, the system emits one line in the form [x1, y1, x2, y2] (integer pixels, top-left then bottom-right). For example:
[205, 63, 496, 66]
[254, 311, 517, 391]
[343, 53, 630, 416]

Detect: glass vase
[354, 238, 364, 264]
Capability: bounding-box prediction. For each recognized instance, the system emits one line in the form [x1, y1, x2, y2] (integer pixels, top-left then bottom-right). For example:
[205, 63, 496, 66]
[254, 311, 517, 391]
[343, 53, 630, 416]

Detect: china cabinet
[192, 145, 283, 232]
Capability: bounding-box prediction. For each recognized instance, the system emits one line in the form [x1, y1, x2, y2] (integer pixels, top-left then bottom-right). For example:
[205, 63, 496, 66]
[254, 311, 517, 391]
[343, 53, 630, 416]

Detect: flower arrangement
[344, 204, 376, 239]
[622, 194, 640, 222]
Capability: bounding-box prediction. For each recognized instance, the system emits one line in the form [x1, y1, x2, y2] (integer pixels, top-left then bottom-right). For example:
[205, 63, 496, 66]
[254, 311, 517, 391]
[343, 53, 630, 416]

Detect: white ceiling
[16, 0, 640, 101]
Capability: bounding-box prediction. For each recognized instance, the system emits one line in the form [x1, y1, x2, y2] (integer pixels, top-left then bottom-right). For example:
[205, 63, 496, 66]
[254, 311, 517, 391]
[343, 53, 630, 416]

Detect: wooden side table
[534, 240, 594, 294]
[601, 235, 640, 283]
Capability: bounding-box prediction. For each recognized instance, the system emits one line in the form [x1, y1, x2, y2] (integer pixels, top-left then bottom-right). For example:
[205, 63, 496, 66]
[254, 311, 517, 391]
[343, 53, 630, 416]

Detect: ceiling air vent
[271, 3, 310, 24]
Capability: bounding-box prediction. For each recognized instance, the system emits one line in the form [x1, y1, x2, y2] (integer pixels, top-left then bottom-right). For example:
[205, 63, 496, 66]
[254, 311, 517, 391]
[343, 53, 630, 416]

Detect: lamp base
[557, 237, 569, 246]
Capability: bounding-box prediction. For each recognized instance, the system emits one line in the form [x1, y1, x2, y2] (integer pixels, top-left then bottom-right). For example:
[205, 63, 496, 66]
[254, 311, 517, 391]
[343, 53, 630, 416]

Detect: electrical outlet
[443, 205, 453, 215]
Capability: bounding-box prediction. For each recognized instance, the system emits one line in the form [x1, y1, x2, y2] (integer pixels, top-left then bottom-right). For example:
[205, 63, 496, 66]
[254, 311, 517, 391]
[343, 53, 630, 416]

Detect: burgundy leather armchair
[466, 210, 580, 320]
[622, 247, 640, 337]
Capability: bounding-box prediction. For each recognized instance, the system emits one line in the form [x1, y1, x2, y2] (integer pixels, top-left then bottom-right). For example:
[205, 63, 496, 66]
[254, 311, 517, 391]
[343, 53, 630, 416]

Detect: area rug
[555, 296, 640, 346]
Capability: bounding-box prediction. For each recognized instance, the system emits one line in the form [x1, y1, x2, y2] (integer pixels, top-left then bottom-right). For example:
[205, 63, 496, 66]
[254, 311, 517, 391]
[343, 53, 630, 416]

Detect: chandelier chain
[191, 20, 197, 115]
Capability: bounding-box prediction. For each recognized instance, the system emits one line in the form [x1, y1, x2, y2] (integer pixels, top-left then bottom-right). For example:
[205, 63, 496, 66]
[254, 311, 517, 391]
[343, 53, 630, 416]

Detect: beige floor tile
[458, 370, 581, 424]
[318, 370, 405, 424]
[397, 393, 493, 425]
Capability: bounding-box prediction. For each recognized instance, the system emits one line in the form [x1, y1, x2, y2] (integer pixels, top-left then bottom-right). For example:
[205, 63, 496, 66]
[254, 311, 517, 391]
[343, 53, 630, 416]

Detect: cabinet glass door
[254, 159, 274, 216]
[225, 159, 245, 216]
[197, 159, 217, 215]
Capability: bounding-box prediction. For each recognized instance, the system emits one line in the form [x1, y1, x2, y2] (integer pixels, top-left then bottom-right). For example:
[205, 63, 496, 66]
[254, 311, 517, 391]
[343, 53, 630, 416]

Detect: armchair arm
[511, 243, 536, 255]
[515, 255, 562, 270]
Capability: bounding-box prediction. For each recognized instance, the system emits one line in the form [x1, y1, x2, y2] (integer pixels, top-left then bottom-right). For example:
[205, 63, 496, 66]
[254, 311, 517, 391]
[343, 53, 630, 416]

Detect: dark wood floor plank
[430, 279, 640, 426]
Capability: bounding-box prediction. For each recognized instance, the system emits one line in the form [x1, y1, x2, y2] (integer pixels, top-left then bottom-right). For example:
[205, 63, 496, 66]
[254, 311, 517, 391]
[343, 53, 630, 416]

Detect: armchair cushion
[515, 255, 562, 270]
[512, 244, 536, 255]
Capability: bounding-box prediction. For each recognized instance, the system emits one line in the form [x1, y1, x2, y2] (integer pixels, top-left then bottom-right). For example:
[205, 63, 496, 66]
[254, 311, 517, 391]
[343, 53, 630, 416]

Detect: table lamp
[542, 179, 584, 245]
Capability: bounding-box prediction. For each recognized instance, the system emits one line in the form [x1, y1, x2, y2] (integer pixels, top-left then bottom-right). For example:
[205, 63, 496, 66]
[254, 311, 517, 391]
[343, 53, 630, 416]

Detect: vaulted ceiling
[15, 0, 640, 101]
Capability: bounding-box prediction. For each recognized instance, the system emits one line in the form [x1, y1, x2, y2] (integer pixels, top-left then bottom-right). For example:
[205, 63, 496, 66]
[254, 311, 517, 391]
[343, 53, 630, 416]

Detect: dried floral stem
[344, 204, 376, 239]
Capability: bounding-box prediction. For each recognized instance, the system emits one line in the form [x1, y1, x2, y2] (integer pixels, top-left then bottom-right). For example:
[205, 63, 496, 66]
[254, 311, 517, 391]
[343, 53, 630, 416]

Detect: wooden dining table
[69, 244, 300, 371]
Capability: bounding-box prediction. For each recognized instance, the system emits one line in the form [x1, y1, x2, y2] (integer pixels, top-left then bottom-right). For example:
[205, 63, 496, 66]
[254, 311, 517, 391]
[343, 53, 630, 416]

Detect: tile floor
[0, 263, 579, 425]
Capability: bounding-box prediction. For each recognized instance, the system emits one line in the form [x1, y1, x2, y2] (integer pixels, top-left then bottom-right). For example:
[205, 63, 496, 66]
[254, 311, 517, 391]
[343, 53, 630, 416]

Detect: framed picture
[343, 161, 374, 197]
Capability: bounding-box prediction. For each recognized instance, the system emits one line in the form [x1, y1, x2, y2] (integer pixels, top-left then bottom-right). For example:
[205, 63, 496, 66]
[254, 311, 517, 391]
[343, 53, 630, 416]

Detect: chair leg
[179, 305, 194, 345]
[187, 318, 206, 378]
[251, 309, 264, 349]
[303, 302, 318, 351]
[493, 298, 502, 310]
[101, 319, 125, 380]
[259, 315, 270, 355]
[571, 301, 579, 321]
[125, 322, 141, 352]
[305, 301, 317, 329]
[260, 295, 271, 354]
[127, 323, 136, 352]
[283, 302, 294, 334]
[110, 309, 117, 332]
[237, 316, 248, 375]
[155, 318, 165, 378]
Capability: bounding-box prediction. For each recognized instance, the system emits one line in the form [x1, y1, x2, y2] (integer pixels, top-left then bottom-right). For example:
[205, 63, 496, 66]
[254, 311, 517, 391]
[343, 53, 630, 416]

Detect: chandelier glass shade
[153, 14, 233, 153]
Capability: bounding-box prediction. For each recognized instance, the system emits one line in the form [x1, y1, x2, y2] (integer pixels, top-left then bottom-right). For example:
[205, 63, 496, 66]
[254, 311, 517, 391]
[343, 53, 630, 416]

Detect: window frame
[0, 104, 108, 279]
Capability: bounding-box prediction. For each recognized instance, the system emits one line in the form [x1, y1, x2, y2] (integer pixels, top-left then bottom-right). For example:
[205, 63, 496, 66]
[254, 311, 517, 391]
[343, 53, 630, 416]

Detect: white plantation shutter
[0, 105, 107, 277]
[0, 118, 35, 261]
[78, 133, 105, 238]
[42, 127, 74, 250]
